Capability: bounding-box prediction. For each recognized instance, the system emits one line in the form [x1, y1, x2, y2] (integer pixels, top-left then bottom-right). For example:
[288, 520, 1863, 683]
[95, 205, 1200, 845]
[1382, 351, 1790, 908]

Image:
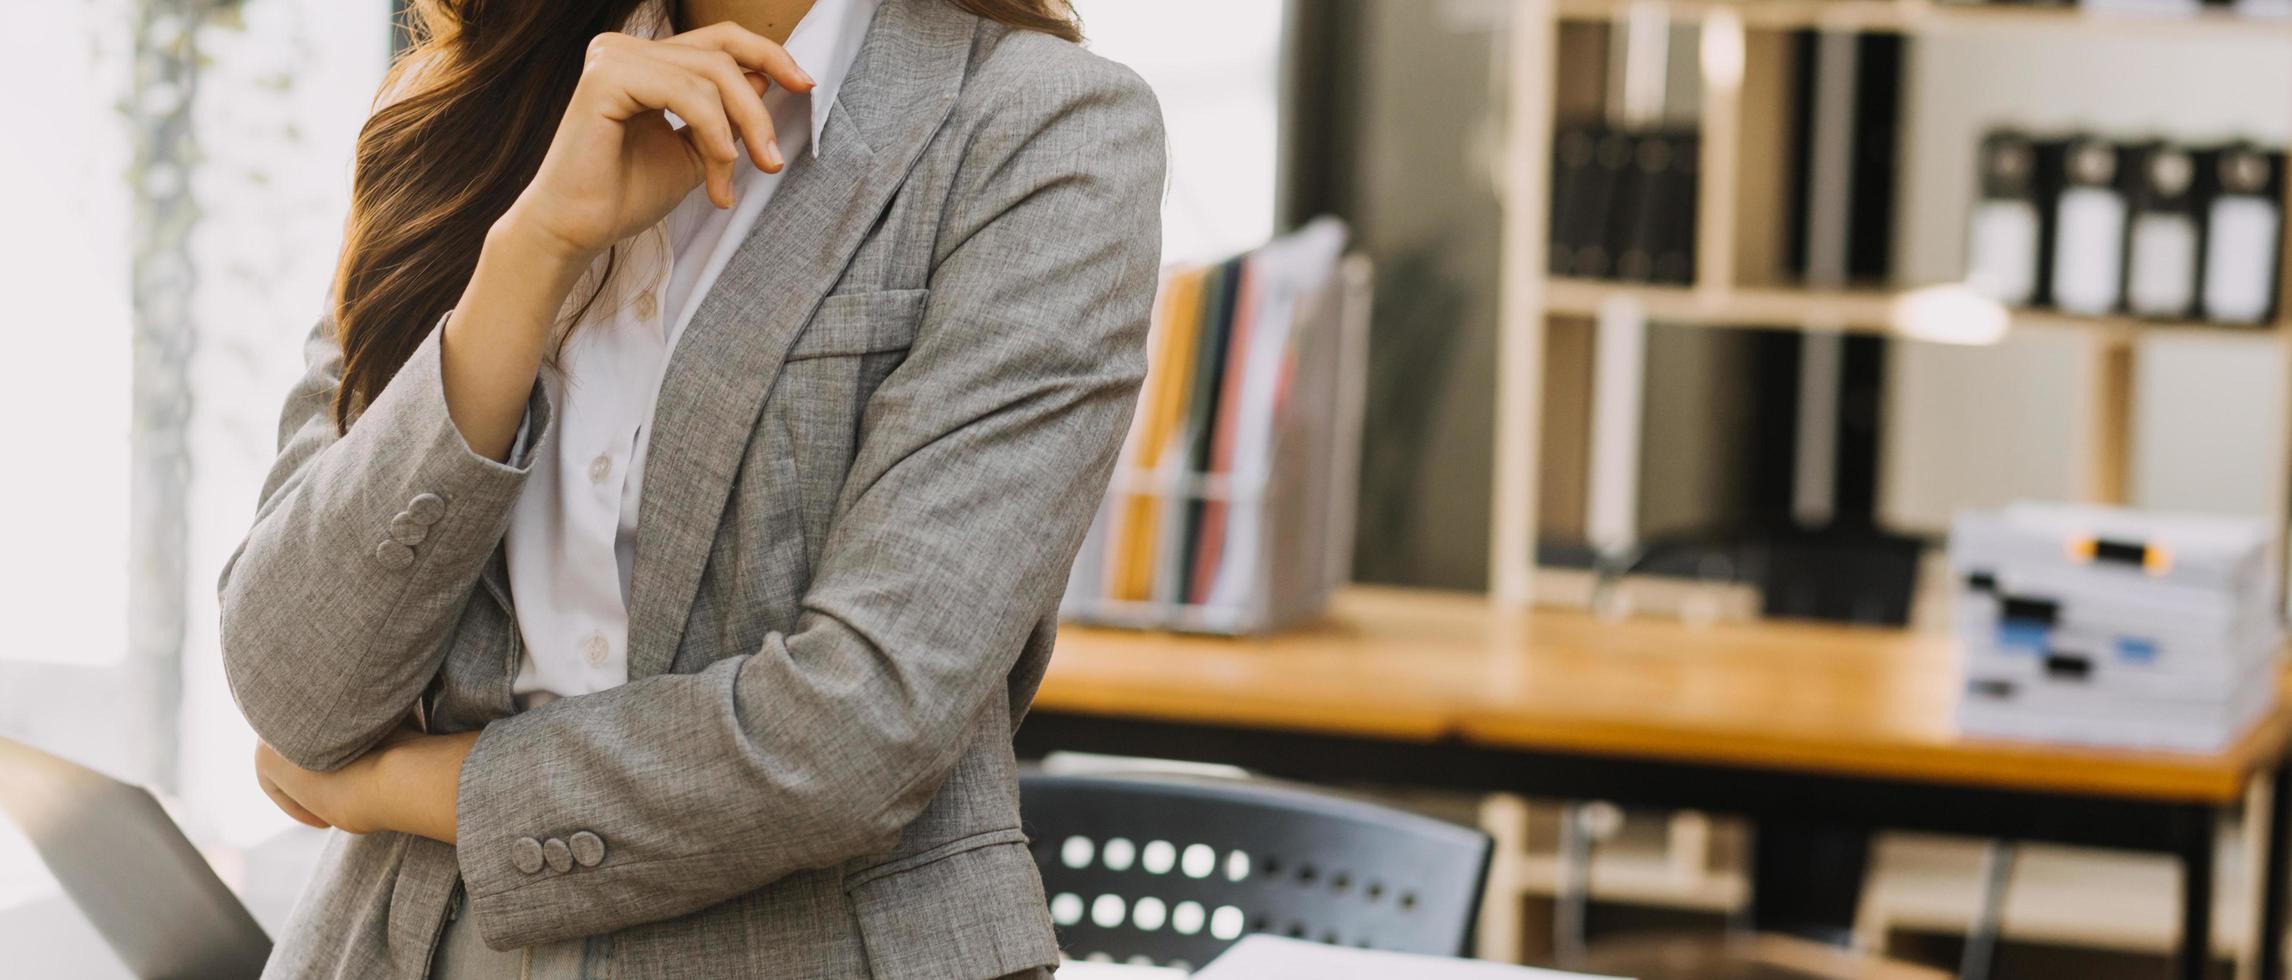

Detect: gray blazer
[216, 2, 1164, 976]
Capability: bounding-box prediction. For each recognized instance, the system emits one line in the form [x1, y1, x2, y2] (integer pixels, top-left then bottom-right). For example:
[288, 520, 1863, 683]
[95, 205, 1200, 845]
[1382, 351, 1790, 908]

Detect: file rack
[1061, 255, 1372, 635]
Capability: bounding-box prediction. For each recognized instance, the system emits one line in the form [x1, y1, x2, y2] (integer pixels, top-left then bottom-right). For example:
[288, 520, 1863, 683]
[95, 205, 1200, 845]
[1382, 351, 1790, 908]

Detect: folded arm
[217, 316, 553, 773]
[450, 63, 1165, 949]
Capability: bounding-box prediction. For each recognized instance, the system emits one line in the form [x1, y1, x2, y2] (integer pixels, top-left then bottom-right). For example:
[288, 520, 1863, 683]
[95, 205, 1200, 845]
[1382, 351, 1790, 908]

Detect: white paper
[1203, 218, 1348, 612]
[1058, 961, 1190, 980]
[1193, 935, 1625, 980]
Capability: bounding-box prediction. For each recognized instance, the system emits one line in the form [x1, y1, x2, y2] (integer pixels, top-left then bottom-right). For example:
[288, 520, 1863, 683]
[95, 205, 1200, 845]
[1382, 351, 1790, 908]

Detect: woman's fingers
[261, 773, 332, 829]
[667, 21, 814, 96]
[618, 59, 743, 206]
[253, 745, 331, 829]
[650, 44, 783, 172]
[583, 32, 777, 202]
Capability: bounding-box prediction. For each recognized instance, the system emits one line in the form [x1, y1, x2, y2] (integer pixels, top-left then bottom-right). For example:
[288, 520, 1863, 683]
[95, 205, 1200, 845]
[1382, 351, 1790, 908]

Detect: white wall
[1884, 31, 2292, 531]
[1073, 0, 1284, 266]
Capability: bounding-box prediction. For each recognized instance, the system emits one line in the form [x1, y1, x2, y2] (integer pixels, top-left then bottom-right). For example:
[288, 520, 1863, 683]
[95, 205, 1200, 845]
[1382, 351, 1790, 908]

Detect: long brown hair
[330, 0, 1081, 431]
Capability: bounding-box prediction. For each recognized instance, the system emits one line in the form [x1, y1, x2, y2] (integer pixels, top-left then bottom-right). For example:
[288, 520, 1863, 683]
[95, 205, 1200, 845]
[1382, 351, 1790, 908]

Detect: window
[1074, 0, 1285, 265]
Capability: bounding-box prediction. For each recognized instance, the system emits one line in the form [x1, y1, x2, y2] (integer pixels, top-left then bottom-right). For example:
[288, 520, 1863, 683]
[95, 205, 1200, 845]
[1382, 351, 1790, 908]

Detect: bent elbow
[218, 592, 370, 773]
[825, 733, 961, 859]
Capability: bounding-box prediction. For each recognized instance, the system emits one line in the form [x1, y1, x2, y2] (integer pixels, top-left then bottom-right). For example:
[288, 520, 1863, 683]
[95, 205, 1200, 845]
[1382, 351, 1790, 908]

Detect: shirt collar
[628, 0, 881, 156]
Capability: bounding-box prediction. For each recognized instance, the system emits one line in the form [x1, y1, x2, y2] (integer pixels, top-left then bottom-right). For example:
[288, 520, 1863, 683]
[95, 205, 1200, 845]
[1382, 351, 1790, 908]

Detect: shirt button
[588, 454, 612, 485]
[584, 634, 610, 668]
[634, 290, 659, 322]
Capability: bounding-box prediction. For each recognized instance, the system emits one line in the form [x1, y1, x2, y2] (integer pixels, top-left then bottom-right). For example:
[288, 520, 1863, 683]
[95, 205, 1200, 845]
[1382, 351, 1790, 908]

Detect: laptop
[0, 737, 271, 979]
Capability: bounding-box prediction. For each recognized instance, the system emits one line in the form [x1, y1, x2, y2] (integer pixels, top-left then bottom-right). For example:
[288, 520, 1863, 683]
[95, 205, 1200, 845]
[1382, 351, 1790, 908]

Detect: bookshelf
[1489, 0, 2292, 606]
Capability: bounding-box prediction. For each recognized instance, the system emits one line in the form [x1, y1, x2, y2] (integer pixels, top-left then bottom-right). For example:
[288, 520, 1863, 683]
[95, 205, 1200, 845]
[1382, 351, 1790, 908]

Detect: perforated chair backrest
[1019, 770, 1492, 971]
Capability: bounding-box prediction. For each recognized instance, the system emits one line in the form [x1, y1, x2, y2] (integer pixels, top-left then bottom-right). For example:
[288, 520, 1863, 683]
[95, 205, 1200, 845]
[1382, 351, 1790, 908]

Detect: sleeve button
[511, 837, 545, 874]
[387, 512, 428, 546]
[569, 831, 606, 868]
[372, 541, 415, 570]
[406, 493, 446, 525]
[542, 837, 574, 873]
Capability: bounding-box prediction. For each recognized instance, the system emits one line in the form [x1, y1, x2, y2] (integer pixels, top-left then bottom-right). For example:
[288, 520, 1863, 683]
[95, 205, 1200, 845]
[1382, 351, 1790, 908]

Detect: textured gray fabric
[428, 905, 593, 979]
[216, 1, 1164, 976]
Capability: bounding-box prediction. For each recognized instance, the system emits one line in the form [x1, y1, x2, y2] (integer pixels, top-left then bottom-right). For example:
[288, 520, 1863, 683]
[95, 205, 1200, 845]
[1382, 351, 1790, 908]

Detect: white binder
[2050, 139, 2129, 316]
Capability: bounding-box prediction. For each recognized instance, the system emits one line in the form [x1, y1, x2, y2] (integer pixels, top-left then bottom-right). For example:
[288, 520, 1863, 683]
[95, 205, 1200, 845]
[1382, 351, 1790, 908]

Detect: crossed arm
[221, 60, 1164, 948]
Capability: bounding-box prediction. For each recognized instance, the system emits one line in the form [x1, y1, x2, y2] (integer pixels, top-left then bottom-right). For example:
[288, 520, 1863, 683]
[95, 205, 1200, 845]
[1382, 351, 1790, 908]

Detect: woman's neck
[677, 0, 820, 44]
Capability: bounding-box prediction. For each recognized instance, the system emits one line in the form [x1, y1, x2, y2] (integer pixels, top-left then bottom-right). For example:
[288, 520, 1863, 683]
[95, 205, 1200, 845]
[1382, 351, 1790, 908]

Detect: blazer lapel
[624, 0, 975, 679]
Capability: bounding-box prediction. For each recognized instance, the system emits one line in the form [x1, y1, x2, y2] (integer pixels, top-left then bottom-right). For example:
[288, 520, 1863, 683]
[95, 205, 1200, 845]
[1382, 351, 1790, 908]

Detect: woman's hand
[500, 22, 815, 262]
[254, 740, 380, 834]
[254, 730, 479, 844]
[440, 21, 811, 462]
[254, 747, 332, 830]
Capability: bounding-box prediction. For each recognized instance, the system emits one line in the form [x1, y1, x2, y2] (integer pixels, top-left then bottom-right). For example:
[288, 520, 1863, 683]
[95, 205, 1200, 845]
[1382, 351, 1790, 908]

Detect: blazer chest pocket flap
[787, 288, 929, 360]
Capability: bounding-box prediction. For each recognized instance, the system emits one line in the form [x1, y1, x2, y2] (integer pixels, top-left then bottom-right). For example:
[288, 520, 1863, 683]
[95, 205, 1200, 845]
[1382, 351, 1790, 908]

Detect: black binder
[2048, 135, 2132, 316]
[2199, 141, 2284, 325]
[1615, 130, 1693, 284]
[1576, 129, 1633, 280]
[1964, 130, 2055, 306]
[1652, 129, 1701, 286]
[1548, 123, 1602, 277]
[2122, 141, 2204, 320]
[1552, 124, 1699, 284]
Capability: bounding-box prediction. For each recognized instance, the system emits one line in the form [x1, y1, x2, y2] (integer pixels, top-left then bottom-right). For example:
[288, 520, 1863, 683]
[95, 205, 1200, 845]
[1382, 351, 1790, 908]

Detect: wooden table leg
[1750, 820, 1869, 945]
[2260, 766, 2290, 980]
[2180, 806, 2219, 980]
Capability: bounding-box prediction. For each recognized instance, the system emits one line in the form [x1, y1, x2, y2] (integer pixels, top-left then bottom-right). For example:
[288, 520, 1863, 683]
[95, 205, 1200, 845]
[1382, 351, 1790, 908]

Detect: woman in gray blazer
[215, 0, 1163, 975]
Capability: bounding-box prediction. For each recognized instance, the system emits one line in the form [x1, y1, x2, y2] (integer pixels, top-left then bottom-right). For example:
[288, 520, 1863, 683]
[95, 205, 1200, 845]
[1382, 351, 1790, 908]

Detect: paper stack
[1950, 503, 2281, 752]
[1192, 935, 1620, 979]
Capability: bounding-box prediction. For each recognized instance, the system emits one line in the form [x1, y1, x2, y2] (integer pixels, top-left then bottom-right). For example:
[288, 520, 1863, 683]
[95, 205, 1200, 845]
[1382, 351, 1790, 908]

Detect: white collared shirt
[504, 0, 881, 708]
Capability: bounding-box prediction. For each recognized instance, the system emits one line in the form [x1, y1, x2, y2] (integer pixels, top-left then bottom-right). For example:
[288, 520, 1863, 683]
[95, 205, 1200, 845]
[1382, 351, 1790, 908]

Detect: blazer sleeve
[452, 61, 1166, 948]
[217, 315, 553, 772]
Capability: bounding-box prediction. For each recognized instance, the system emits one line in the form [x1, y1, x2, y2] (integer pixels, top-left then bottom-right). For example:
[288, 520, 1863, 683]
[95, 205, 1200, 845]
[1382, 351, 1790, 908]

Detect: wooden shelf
[1864, 833, 2251, 956]
[1543, 277, 2289, 342]
[1552, 0, 2292, 39]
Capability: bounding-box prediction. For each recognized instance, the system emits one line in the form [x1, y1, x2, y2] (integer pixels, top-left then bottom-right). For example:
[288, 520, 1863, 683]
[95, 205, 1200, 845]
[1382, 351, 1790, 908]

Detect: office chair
[1019, 770, 1492, 971]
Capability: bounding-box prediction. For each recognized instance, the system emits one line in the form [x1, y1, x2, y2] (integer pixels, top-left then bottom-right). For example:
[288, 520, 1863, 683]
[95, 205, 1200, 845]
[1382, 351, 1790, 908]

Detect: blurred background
[11, 0, 2292, 977]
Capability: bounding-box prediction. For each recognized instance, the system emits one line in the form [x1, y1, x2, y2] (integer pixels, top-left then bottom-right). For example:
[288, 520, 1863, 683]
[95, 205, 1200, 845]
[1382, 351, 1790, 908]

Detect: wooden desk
[1022, 587, 2292, 980]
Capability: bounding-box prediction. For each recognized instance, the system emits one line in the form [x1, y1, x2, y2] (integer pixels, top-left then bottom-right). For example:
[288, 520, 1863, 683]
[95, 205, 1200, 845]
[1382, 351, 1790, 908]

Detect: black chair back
[1019, 770, 1492, 970]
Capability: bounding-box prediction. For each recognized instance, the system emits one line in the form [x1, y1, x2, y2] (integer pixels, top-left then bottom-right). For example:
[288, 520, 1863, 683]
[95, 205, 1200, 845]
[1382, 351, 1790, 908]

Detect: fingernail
[766, 140, 784, 169]
[799, 67, 816, 86]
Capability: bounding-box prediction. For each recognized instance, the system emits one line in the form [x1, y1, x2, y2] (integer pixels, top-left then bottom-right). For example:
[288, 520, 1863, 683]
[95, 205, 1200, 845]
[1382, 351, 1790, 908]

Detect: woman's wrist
[439, 207, 594, 460]
[487, 203, 601, 279]
[367, 731, 480, 845]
